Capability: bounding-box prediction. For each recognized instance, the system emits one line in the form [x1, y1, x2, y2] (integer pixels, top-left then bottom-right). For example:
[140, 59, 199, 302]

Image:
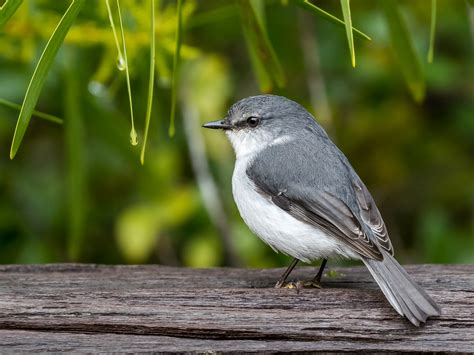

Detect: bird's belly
[232, 162, 355, 262]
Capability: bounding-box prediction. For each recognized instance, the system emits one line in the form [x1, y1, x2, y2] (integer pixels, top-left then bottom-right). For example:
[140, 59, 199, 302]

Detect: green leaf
[237, 0, 286, 92]
[382, 0, 425, 102]
[0, 98, 63, 124]
[115, 0, 138, 146]
[340, 0, 355, 67]
[9, 0, 85, 159]
[296, 0, 371, 41]
[0, 0, 23, 30]
[427, 0, 437, 63]
[140, 0, 156, 165]
[169, 0, 183, 137]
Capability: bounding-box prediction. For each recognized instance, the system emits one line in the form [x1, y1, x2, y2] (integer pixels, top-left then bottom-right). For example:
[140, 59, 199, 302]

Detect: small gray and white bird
[203, 95, 441, 326]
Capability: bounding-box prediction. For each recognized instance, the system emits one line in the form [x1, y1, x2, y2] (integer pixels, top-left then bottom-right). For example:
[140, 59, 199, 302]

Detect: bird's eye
[246, 116, 260, 128]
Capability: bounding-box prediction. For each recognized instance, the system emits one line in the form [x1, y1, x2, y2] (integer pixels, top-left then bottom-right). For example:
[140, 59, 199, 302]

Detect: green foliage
[0, 98, 62, 124]
[340, 0, 355, 67]
[0, 0, 472, 266]
[115, 0, 138, 145]
[9, 0, 85, 159]
[237, 0, 285, 92]
[427, 0, 437, 63]
[381, 0, 425, 102]
[296, 0, 371, 41]
[0, 0, 22, 29]
[169, 0, 183, 137]
[140, 0, 156, 165]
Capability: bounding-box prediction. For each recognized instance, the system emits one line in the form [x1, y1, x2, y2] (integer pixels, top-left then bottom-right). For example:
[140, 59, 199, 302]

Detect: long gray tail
[363, 251, 441, 326]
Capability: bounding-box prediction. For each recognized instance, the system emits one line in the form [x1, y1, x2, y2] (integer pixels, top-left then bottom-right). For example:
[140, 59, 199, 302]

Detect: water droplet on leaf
[117, 55, 126, 71]
[130, 127, 138, 146]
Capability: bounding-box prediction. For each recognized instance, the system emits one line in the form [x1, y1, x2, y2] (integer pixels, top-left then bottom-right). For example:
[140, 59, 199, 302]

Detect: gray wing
[246, 134, 393, 260]
[351, 175, 393, 255]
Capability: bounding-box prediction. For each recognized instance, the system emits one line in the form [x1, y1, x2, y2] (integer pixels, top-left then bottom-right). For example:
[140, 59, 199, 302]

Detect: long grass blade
[9, 0, 85, 159]
[340, 0, 355, 67]
[427, 0, 437, 63]
[169, 0, 183, 137]
[140, 0, 156, 165]
[105, 0, 124, 62]
[296, 0, 371, 41]
[382, 0, 425, 102]
[0, 97, 62, 124]
[116, 0, 138, 145]
[0, 0, 23, 29]
[237, 0, 285, 92]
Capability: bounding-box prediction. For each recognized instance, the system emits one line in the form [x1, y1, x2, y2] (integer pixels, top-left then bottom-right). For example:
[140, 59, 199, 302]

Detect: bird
[203, 94, 441, 326]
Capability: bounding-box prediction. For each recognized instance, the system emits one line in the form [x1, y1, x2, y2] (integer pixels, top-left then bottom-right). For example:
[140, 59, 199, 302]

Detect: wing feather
[262, 187, 383, 261]
[352, 178, 394, 255]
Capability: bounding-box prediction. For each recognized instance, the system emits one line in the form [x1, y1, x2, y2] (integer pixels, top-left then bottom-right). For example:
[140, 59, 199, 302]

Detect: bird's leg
[294, 259, 328, 291]
[312, 258, 327, 285]
[274, 258, 299, 288]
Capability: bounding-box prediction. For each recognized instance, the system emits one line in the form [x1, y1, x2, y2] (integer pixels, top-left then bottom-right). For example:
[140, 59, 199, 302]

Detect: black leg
[313, 258, 328, 284]
[274, 258, 299, 288]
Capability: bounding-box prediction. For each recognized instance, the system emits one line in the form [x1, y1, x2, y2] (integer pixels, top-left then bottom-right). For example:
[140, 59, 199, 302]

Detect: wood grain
[0, 264, 472, 352]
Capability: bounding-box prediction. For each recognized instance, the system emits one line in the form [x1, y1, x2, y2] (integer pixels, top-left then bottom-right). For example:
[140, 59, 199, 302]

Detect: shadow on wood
[0, 264, 472, 352]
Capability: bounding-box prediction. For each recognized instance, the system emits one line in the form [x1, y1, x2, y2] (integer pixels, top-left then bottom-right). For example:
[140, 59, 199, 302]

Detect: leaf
[105, 0, 123, 61]
[0, 0, 23, 30]
[427, 0, 437, 63]
[340, 0, 355, 67]
[115, 0, 138, 146]
[296, 0, 371, 41]
[381, 0, 425, 102]
[237, 0, 285, 92]
[0, 98, 63, 124]
[9, 0, 85, 159]
[169, 0, 183, 137]
[140, 0, 156, 165]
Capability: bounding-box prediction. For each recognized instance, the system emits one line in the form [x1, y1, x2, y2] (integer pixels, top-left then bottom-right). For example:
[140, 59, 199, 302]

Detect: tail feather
[363, 251, 441, 326]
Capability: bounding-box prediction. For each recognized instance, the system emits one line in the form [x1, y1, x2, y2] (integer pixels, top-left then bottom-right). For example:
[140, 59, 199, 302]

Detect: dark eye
[246, 116, 260, 128]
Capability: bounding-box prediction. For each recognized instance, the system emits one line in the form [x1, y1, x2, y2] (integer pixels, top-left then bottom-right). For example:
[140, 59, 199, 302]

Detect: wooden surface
[0, 264, 472, 353]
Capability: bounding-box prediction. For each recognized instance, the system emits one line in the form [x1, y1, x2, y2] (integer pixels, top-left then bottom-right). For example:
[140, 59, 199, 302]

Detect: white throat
[226, 130, 292, 160]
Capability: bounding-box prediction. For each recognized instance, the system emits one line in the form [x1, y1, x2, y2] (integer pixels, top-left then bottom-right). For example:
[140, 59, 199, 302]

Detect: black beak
[202, 119, 231, 130]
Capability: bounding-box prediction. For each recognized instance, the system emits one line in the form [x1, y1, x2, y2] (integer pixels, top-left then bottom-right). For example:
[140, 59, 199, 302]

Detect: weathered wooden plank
[0, 264, 472, 353]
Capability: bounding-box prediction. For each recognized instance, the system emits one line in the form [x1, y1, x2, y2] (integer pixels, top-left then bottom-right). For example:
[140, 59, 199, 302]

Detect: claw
[275, 279, 322, 292]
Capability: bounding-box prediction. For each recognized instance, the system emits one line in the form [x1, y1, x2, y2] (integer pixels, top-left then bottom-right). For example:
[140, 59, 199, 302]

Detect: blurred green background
[0, 0, 473, 267]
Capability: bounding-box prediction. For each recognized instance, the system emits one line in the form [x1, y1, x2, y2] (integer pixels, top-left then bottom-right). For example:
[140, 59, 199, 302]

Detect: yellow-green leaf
[340, 0, 355, 67]
[0, 98, 62, 124]
[9, 0, 85, 159]
[296, 0, 371, 41]
[382, 0, 425, 102]
[237, 0, 285, 92]
[169, 0, 183, 137]
[140, 0, 156, 164]
[0, 0, 23, 29]
[115, 0, 138, 146]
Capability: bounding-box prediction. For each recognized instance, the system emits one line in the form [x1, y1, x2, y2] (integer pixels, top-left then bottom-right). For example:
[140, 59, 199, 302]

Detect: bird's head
[203, 95, 315, 158]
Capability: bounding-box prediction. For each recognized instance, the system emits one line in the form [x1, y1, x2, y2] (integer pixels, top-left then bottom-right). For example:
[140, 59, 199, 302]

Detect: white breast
[232, 154, 357, 263]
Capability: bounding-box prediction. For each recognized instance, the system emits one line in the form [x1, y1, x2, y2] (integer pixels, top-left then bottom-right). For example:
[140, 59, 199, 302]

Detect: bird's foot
[275, 279, 322, 292]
